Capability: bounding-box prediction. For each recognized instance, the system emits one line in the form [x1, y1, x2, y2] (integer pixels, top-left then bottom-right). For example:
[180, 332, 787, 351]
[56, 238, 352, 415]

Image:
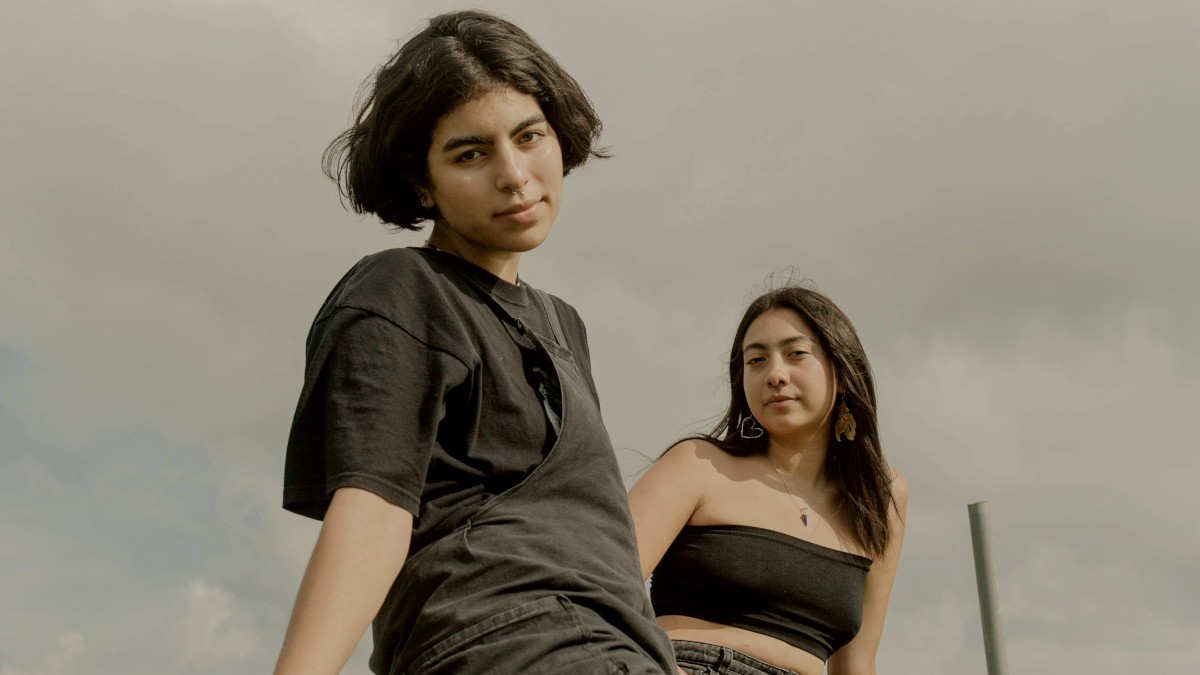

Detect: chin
[513, 223, 554, 251]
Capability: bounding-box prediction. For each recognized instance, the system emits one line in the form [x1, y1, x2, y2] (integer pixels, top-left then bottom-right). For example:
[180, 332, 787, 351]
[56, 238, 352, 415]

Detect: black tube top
[650, 524, 872, 661]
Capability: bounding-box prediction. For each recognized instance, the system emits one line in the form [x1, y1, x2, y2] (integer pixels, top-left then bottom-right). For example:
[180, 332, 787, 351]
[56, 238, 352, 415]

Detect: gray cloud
[2, 0, 1197, 673]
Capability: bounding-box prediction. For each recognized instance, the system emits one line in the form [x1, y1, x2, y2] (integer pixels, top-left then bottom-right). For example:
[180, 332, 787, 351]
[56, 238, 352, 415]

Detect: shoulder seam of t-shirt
[327, 305, 472, 372]
[554, 296, 592, 359]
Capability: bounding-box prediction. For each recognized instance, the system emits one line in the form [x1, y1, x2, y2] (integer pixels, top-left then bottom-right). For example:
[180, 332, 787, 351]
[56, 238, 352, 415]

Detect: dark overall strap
[468, 283, 565, 435]
[529, 289, 565, 435]
[530, 287, 566, 348]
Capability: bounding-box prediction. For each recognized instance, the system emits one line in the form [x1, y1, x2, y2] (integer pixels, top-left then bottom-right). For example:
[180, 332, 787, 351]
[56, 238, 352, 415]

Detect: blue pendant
[801, 514, 808, 526]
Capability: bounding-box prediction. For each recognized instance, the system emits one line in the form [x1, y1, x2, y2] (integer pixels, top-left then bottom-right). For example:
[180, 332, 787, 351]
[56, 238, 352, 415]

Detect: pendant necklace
[767, 454, 811, 526]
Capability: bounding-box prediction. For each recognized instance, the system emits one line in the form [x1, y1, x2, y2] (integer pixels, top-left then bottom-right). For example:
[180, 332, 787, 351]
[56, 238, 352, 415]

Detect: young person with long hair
[274, 11, 674, 675]
[629, 285, 908, 675]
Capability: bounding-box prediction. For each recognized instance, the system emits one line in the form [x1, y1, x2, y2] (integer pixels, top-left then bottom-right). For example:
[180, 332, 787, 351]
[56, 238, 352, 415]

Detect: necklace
[766, 454, 810, 526]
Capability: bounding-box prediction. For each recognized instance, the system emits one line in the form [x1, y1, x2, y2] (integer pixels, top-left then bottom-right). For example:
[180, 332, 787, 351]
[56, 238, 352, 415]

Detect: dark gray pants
[405, 595, 662, 674]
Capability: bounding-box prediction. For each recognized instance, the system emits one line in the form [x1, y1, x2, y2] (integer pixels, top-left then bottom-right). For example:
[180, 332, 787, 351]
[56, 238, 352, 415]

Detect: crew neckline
[414, 246, 530, 305]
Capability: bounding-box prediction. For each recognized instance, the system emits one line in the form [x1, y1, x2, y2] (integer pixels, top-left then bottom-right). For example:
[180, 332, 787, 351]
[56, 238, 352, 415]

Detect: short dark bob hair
[698, 284, 896, 559]
[323, 10, 607, 230]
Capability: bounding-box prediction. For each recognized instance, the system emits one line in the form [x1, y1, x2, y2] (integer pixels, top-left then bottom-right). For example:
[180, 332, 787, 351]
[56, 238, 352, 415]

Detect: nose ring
[505, 187, 525, 197]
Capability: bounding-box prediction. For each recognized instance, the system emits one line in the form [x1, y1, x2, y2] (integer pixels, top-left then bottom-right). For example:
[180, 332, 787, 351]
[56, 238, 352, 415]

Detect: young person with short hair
[274, 11, 675, 675]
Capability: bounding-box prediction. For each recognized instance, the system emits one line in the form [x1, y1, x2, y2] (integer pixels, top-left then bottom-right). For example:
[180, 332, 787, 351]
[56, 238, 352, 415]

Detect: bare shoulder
[632, 438, 718, 495]
[658, 438, 745, 477]
[660, 437, 716, 465]
[635, 438, 744, 501]
[889, 466, 908, 495]
[888, 465, 909, 515]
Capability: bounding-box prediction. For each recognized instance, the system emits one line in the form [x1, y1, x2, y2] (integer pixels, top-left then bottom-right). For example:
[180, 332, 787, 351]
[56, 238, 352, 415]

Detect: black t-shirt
[283, 247, 598, 553]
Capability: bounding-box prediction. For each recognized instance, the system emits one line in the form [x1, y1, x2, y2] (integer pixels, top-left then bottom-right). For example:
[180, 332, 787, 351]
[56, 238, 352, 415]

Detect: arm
[629, 442, 719, 675]
[273, 487, 413, 675]
[627, 440, 710, 580]
[827, 468, 909, 675]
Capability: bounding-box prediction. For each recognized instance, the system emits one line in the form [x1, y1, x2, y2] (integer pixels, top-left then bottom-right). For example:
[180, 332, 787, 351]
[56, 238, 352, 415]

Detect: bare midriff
[658, 615, 824, 675]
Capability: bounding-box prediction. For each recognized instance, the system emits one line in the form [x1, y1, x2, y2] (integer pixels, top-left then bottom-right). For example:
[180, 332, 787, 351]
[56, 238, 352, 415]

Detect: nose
[493, 141, 529, 194]
[765, 354, 789, 388]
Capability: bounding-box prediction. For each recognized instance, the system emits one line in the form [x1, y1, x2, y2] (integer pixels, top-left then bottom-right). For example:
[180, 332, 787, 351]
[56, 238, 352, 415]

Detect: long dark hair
[698, 285, 896, 559]
[323, 10, 607, 229]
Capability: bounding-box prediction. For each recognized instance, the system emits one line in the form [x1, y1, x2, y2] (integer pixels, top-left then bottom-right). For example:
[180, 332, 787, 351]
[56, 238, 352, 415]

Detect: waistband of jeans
[670, 639, 797, 675]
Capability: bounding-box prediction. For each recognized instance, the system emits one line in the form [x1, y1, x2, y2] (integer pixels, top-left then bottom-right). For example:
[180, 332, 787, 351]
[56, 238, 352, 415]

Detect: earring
[738, 414, 764, 439]
[834, 397, 857, 442]
[418, 194, 430, 210]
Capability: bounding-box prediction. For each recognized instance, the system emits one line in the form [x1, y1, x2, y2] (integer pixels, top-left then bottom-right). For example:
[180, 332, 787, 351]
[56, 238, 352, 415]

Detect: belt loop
[717, 645, 733, 671]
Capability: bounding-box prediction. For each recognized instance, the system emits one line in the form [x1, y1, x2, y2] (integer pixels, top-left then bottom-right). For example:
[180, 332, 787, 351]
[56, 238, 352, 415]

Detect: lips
[763, 395, 798, 410]
[496, 198, 540, 216]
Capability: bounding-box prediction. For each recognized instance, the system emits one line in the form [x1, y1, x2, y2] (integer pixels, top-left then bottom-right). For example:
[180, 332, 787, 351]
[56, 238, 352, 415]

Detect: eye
[455, 149, 484, 163]
[790, 349, 810, 358]
[518, 129, 544, 144]
[744, 355, 765, 366]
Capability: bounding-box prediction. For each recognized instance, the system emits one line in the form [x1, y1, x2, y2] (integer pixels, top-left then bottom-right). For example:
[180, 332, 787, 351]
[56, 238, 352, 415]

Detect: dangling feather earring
[834, 397, 857, 442]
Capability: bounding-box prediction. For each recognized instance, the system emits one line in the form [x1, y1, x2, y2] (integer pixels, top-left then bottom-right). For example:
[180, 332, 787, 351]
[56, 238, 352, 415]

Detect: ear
[416, 188, 434, 210]
[404, 168, 431, 204]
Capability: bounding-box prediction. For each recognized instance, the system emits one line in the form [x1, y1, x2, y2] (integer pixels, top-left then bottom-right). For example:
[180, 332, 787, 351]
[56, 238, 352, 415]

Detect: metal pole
[968, 501, 1010, 675]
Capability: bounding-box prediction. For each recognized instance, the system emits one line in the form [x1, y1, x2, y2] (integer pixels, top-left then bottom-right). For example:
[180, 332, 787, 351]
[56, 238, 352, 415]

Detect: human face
[421, 88, 564, 280]
[741, 309, 838, 444]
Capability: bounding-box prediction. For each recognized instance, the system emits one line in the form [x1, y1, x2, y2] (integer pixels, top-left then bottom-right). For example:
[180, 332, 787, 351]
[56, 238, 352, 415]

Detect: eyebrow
[742, 335, 814, 353]
[440, 115, 546, 152]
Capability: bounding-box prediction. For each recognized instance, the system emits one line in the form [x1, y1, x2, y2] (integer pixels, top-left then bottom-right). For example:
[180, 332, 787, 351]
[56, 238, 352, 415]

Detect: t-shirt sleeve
[283, 307, 469, 520]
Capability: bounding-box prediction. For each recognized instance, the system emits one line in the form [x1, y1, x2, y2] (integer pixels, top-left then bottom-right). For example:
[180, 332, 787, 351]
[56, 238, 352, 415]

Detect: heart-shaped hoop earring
[738, 414, 764, 439]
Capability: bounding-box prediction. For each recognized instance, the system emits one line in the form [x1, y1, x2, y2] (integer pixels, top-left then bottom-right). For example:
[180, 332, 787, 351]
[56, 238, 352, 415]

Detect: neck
[765, 432, 829, 487]
[426, 226, 522, 284]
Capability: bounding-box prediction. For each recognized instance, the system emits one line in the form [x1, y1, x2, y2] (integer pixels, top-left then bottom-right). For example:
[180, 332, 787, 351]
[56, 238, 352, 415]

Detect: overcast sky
[2, 1, 1197, 673]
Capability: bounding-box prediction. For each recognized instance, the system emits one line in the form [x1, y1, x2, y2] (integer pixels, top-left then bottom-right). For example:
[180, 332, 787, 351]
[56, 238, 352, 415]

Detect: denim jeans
[405, 595, 658, 674]
[671, 640, 798, 675]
